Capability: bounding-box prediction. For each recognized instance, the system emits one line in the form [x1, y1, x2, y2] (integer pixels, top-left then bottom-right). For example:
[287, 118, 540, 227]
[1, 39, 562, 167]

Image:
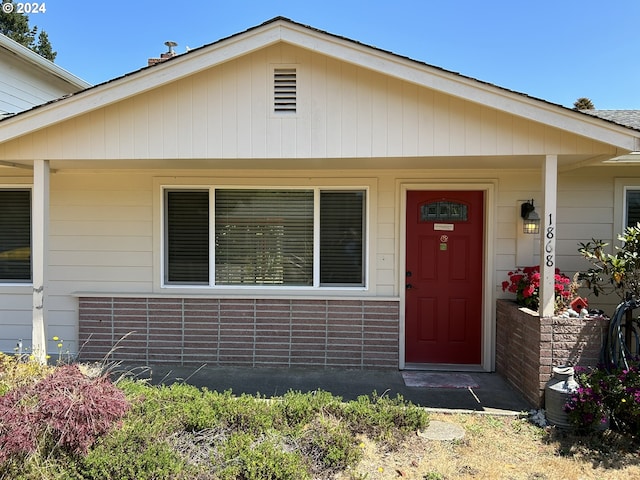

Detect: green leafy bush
[82, 429, 185, 480]
[578, 223, 640, 299]
[342, 392, 429, 444]
[301, 416, 362, 474]
[216, 432, 308, 480]
[275, 389, 343, 429]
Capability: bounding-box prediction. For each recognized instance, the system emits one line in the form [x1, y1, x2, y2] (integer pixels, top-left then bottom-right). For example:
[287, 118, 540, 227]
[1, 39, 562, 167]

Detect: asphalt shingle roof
[580, 110, 640, 131]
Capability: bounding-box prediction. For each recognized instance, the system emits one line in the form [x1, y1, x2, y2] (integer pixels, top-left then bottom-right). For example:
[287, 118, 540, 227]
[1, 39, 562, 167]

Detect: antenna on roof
[165, 41, 178, 55]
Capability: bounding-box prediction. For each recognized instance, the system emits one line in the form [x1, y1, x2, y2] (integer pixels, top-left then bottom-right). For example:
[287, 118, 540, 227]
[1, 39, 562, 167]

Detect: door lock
[406, 283, 413, 289]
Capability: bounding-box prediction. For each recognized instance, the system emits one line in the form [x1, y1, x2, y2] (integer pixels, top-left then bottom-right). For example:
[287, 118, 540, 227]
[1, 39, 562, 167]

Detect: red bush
[0, 364, 129, 461]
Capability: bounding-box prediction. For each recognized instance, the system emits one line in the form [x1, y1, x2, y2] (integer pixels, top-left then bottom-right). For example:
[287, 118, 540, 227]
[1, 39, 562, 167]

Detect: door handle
[406, 283, 413, 290]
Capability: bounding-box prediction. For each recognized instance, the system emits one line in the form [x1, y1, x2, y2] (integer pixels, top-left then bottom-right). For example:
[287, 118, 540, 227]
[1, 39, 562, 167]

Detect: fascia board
[0, 34, 90, 89]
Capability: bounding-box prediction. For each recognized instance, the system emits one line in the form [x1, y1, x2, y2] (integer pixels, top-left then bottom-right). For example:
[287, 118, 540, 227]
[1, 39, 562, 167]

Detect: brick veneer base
[78, 297, 399, 369]
[495, 299, 608, 407]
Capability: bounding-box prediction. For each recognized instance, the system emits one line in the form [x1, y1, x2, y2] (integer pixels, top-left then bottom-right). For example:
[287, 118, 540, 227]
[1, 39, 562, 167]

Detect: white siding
[0, 48, 83, 116]
[0, 44, 615, 161]
[0, 173, 156, 354]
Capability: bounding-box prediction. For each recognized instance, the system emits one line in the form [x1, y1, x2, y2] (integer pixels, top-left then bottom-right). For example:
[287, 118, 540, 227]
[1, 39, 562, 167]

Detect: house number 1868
[545, 214, 554, 267]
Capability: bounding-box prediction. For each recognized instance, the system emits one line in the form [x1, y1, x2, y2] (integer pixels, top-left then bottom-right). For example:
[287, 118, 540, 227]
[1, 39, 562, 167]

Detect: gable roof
[0, 17, 639, 153]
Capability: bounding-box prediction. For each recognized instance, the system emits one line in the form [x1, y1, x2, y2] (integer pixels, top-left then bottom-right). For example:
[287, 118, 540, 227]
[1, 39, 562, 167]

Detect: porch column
[32, 160, 49, 364]
[539, 154, 558, 318]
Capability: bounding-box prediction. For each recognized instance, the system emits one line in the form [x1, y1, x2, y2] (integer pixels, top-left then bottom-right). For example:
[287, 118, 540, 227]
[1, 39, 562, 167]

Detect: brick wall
[496, 299, 608, 407]
[78, 297, 399, 369]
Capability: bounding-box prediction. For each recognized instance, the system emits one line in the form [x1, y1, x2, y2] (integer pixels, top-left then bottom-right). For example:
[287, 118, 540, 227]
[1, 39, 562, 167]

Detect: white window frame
[614, 178, 640, 242]
[159, 184, 369, 291]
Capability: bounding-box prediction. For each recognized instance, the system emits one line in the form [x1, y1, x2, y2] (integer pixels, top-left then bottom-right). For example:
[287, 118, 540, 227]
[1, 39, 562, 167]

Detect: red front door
[405, 190, 484, 364]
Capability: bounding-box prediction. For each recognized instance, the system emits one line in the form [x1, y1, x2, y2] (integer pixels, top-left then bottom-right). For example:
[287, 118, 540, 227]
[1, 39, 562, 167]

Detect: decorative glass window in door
[420, 200, 468, 222]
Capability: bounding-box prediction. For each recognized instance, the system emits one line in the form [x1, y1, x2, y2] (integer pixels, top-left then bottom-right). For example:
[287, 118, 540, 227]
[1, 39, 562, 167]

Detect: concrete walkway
[124, 364, 531, 415]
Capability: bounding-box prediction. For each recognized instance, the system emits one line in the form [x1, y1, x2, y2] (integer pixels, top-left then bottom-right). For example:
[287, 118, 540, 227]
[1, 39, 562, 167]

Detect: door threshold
[403, 363, 486, 373]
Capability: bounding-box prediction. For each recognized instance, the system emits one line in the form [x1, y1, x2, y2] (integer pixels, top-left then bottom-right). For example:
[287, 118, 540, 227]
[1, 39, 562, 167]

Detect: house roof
[580, 110, 640, 131]
[0, 33, 91, 91]
[0, 17, 639, 154]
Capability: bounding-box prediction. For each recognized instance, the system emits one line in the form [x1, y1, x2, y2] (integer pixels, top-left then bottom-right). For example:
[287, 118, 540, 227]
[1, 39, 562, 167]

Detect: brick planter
[495, 299, 609, 407]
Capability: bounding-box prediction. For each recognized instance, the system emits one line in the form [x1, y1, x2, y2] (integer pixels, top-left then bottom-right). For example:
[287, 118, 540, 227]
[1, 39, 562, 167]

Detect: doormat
[402, 372, 479, 389]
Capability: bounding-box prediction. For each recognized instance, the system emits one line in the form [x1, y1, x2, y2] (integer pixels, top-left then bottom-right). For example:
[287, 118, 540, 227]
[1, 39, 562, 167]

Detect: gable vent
[274, 67, 296, 114]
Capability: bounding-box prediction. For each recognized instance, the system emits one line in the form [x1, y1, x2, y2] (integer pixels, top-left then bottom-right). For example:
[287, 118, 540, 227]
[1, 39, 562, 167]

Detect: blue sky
[21, 0, 640, 109]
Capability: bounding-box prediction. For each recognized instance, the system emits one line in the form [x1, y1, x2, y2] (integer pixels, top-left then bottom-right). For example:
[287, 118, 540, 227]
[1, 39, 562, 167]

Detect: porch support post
[539, 154, 558, 318]
[32, 160, 49, 364]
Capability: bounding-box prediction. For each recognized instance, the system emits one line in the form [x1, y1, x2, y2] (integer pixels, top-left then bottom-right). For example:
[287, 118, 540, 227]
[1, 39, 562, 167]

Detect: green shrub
[228, 393, 279, 433]
[214, 432, 308, 480]
[301, 416, 362, 474]
[342, 392, 429, 444]
[275, 389, 342, 429]
[82, 433, 185, 480]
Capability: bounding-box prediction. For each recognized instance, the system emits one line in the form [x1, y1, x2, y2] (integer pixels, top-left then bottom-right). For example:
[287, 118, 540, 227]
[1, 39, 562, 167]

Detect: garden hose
[600, 298, 640, 372]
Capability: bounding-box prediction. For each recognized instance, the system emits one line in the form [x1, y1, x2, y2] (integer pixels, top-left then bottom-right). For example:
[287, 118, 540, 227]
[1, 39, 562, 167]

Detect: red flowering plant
[501, 265, 573, 313]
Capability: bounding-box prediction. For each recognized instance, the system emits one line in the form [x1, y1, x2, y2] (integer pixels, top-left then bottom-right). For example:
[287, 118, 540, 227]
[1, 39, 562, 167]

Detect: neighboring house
[581, 110, 640, 131]
[0, 33, 90, 117]
[1, 17, 639, 371]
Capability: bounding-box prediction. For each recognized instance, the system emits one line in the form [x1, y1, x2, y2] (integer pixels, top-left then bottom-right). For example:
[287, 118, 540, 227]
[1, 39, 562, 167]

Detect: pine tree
[34, 30, 56, 61]
[0, 0, 56, 61]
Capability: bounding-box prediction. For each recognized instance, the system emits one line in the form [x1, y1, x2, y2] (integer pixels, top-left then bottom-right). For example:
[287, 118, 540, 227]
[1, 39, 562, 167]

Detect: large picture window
[0, 189, 31, 282]
[215, 190, 314, 286]
[163, 188, 366, 287]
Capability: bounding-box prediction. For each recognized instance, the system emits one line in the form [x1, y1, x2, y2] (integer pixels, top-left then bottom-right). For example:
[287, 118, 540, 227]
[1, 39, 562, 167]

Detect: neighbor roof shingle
[581, 110, 640, 131]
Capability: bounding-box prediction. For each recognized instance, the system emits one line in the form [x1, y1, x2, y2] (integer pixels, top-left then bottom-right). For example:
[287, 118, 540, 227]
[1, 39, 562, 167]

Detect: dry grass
[337, 412, 640, 480]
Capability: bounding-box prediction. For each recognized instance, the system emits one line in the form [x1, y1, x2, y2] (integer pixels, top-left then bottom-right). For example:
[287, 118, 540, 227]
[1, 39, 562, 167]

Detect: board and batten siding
[0, 43, 615, 161]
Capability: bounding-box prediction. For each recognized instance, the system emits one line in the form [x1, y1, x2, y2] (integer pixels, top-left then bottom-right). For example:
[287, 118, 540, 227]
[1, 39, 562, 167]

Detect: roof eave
[0, 33, 91, 90]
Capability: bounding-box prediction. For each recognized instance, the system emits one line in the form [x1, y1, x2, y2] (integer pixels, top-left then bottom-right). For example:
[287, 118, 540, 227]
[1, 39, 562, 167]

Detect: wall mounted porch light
[521, 200, 540, 234]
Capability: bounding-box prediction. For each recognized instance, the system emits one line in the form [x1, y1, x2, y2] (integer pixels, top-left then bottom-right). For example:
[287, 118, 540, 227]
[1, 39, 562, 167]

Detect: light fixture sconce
[521, 199, 540, 234]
